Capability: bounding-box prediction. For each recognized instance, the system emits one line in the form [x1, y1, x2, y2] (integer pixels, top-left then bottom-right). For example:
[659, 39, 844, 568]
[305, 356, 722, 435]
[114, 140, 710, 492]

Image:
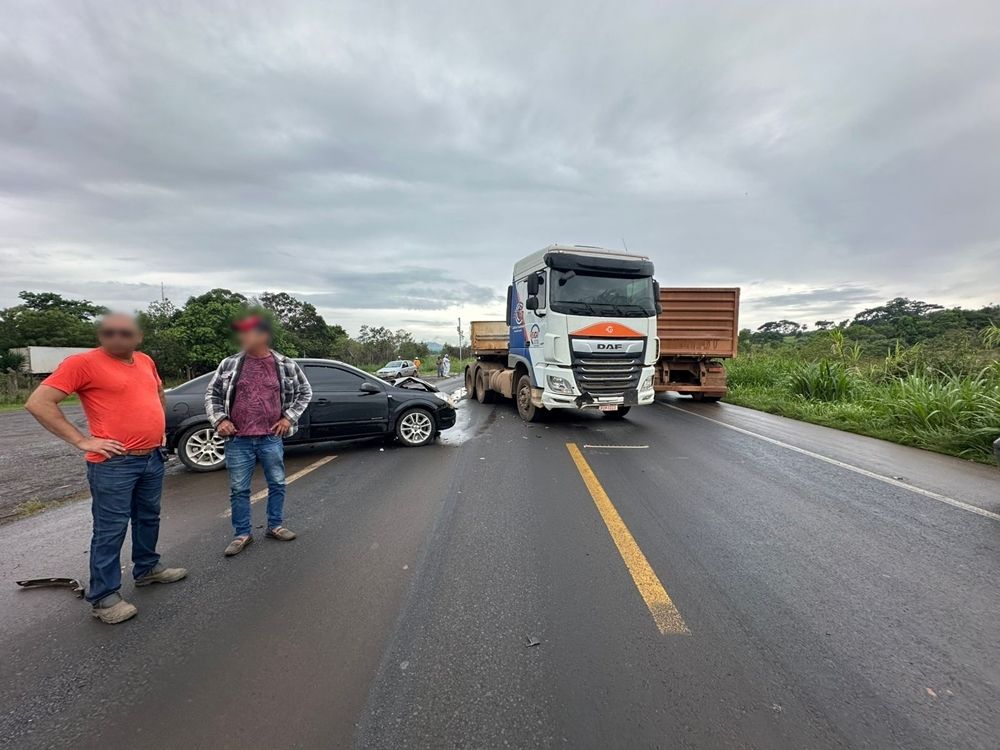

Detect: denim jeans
[85, 450, 165, 603]
[226, 435, 286, 537]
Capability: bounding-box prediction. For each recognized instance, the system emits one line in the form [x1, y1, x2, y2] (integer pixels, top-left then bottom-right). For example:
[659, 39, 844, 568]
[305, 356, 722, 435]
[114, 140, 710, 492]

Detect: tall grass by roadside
[725, 345, 1000, 463]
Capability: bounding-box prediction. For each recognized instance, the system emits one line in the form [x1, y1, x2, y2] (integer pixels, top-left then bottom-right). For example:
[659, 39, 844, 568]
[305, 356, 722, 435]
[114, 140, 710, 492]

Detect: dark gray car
[165, 359, 456, 471]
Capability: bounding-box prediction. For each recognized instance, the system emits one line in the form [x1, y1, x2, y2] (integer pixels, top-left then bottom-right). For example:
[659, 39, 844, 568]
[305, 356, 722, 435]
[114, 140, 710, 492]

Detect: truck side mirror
[525, 297, 539, 311]
[653, 279, 663, 315]
[526, 273, 539, 296]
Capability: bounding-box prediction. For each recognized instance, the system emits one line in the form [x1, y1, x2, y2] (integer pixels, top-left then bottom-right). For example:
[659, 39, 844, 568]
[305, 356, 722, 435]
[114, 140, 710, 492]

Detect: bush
[787, 360, 855, 401]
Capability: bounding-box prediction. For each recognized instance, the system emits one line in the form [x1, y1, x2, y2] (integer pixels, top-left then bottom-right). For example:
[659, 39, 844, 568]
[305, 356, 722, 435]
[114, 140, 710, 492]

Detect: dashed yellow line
[221, 454, 338, 517]
[566, 442, 689, 635]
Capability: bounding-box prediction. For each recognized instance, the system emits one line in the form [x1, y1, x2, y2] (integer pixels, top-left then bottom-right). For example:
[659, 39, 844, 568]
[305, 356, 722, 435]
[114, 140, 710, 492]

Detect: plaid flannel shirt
[205, 350, 312, 437]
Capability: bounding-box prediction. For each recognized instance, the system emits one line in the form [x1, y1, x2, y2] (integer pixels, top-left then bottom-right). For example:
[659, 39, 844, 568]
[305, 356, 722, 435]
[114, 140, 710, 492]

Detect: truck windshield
[550, 272, 656, 318]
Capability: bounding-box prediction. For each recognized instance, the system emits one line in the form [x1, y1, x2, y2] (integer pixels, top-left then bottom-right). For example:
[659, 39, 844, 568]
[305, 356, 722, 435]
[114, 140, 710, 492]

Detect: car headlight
[547, 375, 574, 394]
[641, 375, 653, 391]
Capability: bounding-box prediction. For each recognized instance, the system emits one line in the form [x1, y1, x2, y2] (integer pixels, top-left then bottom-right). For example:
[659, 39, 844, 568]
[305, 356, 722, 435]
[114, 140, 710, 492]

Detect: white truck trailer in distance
[14, 346, 92, 374]
[465, 244, 661, 421]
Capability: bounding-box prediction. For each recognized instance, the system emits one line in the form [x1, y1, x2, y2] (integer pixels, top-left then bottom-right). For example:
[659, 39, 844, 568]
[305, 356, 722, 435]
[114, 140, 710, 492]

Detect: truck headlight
[547, 375, 574, 394]
[641, 375, 653, 391]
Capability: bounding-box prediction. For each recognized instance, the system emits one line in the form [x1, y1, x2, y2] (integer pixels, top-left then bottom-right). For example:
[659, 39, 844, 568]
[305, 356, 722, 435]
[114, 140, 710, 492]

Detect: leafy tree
[138, 299, 189, 377]
[815, 320, 835, 330]
[0, 291, 108, 348]
[259, 292, 341, 358]
[757, 320, 806, 336]
[853, 298, 942, 326]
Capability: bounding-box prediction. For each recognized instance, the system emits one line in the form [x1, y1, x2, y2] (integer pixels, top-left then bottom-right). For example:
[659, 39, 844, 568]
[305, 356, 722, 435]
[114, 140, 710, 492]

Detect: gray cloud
[1, 1, 999, 339]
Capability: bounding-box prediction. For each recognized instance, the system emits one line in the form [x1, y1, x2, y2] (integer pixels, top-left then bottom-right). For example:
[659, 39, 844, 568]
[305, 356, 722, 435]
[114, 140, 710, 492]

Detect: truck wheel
[690, 393, 704, 401]
[701, 396, 722, 403]
[516, 374, 543, 422]
[602, 406, 631, 419]
[465, 366, 477, 401]
[177, 423, 226, 472]
[395, 408, 436, 447]
[476, 370, 494, 404]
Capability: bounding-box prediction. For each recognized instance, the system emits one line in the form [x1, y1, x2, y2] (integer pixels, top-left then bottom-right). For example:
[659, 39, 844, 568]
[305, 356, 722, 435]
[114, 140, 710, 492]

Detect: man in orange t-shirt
[26, 313, 187, 624]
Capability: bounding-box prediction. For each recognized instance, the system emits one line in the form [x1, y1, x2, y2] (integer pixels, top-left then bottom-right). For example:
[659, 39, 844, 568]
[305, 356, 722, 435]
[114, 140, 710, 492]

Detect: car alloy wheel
[181, 426, 226, 470]
[396, 409, 435, 446]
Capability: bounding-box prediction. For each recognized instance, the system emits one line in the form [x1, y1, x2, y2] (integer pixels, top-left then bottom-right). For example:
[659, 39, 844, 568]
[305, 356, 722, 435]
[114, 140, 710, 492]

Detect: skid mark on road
[566, 442, 689, 635]
[221, 454, 337, 517]
[660, 403, 1000, 523]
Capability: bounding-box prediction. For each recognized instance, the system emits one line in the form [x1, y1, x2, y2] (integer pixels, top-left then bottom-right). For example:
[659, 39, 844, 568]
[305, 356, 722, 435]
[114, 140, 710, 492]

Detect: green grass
[725, 354, 1000, 463]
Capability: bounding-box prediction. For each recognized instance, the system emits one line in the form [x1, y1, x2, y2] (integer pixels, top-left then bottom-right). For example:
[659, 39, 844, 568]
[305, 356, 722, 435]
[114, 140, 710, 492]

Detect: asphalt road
[0, 383, 997, 749]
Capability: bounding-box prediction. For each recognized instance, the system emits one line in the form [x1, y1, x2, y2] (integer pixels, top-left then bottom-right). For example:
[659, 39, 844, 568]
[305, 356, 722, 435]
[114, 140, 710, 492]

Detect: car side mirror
[359, 382, 380, 395]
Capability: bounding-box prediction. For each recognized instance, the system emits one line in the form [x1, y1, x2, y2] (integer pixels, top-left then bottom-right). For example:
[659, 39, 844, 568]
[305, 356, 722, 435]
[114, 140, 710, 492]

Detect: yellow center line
[566, 442, 689, 635]
[221, 454, 338, 518]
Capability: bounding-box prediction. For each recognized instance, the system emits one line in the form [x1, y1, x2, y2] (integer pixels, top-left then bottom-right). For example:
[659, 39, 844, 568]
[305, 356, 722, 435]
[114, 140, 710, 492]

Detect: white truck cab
[468, 244, 661, 421]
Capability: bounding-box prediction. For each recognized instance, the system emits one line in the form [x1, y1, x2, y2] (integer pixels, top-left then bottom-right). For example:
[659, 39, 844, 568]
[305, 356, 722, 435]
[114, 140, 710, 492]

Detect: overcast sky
[2, 1, 998, 340]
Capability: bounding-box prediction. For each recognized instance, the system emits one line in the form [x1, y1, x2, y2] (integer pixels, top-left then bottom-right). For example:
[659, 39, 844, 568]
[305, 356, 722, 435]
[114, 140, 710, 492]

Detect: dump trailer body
[653, 288, 740, 399]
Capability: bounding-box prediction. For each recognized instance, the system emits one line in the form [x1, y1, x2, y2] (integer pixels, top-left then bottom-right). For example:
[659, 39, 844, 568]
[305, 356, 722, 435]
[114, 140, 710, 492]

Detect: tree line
[0, 289, 452, 378]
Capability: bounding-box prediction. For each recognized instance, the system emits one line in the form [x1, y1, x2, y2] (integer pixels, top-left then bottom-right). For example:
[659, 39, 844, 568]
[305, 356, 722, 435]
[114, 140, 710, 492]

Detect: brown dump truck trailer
[653, 288, 740, 402]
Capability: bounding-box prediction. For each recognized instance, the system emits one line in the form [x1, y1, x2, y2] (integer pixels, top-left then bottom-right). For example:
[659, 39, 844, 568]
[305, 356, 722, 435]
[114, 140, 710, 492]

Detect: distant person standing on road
[442, 354, 451, 377]
[206, 314, 312, 557]
[25, 313, 187, 624]
[414, 357, 422, 372]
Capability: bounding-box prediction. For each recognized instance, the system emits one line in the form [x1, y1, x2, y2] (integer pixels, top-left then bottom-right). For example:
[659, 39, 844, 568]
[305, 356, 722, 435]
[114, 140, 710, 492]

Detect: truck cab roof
[513, 244, 651, 280]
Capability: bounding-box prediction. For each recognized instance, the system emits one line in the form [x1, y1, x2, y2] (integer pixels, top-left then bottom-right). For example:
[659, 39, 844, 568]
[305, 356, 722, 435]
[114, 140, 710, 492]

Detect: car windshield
[384, 361, 404, 368]
[550, 272, 656, 317]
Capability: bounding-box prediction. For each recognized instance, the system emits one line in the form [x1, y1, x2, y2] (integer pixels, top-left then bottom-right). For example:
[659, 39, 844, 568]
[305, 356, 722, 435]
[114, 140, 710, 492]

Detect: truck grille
[573, 356, 642, 397]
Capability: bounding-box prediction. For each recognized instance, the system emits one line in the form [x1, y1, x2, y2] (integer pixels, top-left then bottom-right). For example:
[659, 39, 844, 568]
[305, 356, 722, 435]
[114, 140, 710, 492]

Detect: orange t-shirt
[42, 349, 165, 462]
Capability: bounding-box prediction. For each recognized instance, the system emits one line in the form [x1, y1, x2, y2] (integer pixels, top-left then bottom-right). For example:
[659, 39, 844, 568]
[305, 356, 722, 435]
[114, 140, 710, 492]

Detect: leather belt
[121, 448, 157, 456]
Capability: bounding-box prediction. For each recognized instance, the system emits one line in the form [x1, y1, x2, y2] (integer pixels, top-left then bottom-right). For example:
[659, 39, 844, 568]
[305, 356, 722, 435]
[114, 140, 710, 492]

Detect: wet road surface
[1, 385, 998, 749]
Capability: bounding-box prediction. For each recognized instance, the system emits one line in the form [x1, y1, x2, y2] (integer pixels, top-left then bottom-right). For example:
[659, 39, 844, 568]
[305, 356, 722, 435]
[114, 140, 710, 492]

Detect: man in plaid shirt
[205, 314, 312, 556]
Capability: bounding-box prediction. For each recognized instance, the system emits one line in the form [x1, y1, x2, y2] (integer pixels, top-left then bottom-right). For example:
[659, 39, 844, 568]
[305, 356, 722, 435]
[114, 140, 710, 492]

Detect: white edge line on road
[221, 454, 337, 518]
[582, 444, 649, 449]
[659, 403, 1000, 523]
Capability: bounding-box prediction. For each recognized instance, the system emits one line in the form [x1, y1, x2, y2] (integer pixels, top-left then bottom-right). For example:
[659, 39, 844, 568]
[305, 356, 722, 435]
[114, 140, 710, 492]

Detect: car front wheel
[177, 424, 227, 472]
[395, 408, 436, 447]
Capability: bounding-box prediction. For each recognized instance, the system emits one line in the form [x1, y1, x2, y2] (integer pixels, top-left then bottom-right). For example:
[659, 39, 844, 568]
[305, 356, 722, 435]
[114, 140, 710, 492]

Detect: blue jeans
[226, 436, 286, 537]
[85, 450, 165, 603]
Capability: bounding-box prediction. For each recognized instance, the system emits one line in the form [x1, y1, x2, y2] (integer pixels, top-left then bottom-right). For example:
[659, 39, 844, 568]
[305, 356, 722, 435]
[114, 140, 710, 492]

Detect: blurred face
[97, 314, 141, 356]
[237, 326, 270, 353]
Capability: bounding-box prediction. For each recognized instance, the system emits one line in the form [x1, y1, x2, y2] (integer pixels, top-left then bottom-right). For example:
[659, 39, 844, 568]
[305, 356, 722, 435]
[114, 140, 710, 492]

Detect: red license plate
[599, 404, 618, 412]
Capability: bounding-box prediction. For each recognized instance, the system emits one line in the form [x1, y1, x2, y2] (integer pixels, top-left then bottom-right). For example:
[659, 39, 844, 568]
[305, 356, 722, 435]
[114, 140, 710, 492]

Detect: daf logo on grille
[596, 343, 624, 350]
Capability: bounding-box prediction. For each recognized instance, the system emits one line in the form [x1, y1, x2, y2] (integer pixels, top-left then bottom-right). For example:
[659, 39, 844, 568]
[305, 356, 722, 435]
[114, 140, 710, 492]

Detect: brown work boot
[224, 534, 254, 557]
[135, 564, 188, 587]
[266, 526, 297, 541]
[91, 593, 138, 624]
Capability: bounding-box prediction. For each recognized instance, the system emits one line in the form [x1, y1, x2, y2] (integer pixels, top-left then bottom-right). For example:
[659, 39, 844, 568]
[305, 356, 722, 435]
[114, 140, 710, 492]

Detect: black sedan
[165, 358, 457, 471]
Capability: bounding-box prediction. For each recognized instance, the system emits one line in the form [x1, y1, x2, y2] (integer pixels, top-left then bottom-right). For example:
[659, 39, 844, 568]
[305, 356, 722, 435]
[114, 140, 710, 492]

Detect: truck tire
[516, 374, 543, 422]
[465, 366, 477, 401]
[476, 370, 494, 403]
[602, 406, 631, 419]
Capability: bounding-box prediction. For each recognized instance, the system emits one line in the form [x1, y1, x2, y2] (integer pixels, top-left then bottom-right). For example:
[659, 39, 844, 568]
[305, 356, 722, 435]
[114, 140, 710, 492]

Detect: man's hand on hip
[216, 419, 236, 437]
[271, 417, 292, 437]
[75, 437, 126, 459]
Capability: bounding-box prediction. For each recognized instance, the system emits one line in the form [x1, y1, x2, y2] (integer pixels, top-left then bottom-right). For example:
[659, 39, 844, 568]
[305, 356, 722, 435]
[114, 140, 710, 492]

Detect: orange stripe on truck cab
[570, 321, 643, 338]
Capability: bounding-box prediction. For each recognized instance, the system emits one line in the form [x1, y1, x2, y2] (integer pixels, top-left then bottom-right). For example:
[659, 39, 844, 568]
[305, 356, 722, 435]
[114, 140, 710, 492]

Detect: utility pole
[160, 282, 165, 302]
[457, 317, 463, 361]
